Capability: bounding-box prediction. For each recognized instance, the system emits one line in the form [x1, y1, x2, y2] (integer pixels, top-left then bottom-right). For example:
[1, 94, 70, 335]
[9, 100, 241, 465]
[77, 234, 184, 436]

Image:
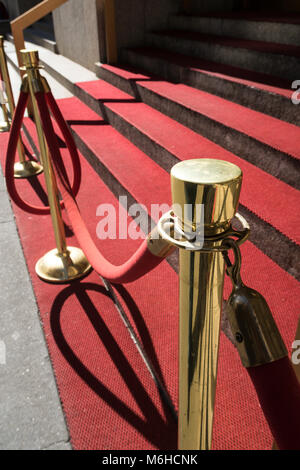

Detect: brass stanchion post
[0, 36, 43, 178]
[170, 159, 242, 450]
[21, 49, 91, 283]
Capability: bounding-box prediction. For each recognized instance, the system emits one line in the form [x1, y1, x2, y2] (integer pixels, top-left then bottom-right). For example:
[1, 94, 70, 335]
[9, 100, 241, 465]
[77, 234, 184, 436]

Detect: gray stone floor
[0, 45, 72, 450]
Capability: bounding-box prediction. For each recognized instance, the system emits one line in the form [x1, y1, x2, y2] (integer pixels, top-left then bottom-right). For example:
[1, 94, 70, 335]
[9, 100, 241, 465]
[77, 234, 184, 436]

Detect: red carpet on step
[1, 103, 300, 450]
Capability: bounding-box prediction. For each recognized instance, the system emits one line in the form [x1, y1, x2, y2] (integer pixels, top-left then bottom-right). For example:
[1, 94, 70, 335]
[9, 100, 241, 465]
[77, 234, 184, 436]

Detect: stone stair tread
[57, 91, 300, 244]
[150, 30, 300, 57]
[6, 35, 97, 85]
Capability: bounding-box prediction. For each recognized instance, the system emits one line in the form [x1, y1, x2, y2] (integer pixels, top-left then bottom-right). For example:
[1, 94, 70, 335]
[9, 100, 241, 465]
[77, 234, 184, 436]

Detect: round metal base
[0, 121, 10, 133]
[35, 247, 92, 283]
[14, 160, 43, 179]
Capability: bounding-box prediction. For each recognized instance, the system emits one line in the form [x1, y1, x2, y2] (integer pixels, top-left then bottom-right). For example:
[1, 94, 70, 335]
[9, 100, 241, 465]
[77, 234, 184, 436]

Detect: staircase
[3, 10, 300, 450]
[6, 10, 300, 278]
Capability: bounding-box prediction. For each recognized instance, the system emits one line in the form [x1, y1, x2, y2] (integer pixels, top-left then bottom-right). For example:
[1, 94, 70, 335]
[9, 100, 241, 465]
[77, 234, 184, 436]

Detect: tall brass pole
[0, 36, 43, 178]
[21, 49, 91, 283]
[170, 159, 242, 450]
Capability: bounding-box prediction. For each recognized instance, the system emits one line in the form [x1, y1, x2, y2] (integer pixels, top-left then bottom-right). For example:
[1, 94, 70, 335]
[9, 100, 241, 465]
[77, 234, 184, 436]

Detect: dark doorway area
[0, 2, 8, 19]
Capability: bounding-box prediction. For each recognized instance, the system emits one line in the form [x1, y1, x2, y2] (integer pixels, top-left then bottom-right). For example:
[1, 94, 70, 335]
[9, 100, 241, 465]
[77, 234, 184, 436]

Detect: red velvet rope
[5, 90, 81, 215]
[34, 91, 166, 283]
[247, 357, 300, 450]
[45, 91, 81, 194]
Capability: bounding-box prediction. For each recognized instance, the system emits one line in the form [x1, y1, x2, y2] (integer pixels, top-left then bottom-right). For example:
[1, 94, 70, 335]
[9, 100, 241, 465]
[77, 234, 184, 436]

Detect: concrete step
[86, 71, 299, 191]
[4, 40, 74, 102]
[169, 14, 300, 47]
[53, 95, 300, 278]
[5, 36, 97, 96]
[120, 47, 298, 126]
[146, 30, 300, 81]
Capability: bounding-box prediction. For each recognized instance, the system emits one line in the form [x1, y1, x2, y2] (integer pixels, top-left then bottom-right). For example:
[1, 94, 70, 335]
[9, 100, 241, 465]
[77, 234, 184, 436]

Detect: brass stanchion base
[0, 120, 10, 132]
[14, 160, 43, 179]
[36, 247, 92, 283]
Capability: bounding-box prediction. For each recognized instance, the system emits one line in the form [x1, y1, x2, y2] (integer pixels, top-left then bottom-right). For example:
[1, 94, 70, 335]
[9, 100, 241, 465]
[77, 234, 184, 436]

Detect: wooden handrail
[11, 0, 118, 68]
[11, 0, 68, 70]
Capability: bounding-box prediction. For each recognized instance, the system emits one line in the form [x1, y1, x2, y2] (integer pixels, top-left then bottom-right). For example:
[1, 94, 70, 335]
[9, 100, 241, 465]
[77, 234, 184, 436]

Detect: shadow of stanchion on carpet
[50, 280, 177, 450]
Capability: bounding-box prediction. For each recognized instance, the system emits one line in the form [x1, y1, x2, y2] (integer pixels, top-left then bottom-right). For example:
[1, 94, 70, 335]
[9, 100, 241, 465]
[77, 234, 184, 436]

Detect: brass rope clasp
[222, 237, 287, 368]
[157, 210, 250, 252]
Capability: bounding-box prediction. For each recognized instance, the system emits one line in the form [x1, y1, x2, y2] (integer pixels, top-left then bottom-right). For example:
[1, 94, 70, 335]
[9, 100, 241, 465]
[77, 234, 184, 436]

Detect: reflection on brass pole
[0, 84, 10, 132]
[0, 35, 13, 132]
[171, 159, 242, 449]
[0, 36, 43, 178]
[20, 49, 91, 283]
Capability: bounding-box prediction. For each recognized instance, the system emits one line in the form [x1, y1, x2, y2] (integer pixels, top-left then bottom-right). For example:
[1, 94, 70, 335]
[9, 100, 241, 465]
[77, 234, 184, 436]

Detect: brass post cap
[171, 159, 242, 233]
[20, 49, 40, 68]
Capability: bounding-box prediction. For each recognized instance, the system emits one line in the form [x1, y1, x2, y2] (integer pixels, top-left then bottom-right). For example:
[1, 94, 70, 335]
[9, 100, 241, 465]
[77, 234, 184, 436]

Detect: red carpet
[1, 100, 300, 449]
[123, 80, 300, 161]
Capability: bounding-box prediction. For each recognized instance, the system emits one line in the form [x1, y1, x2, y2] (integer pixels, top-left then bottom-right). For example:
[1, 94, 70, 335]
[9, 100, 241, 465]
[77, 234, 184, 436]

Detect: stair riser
[146, 33, 300, 82]
[121, 50, 299, 126]
[104, 105, 178, 174]
[169, 16, 300, 47]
